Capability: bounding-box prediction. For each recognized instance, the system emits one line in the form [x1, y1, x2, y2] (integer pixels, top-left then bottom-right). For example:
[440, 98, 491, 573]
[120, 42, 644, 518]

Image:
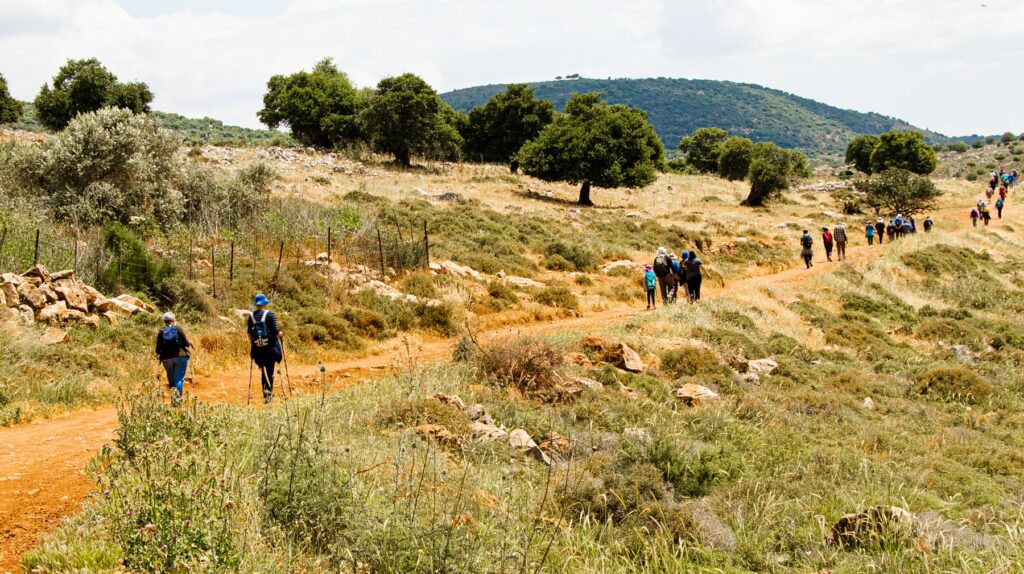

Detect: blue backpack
[250, 311, 271, 348]
[161, 325, 181, 355]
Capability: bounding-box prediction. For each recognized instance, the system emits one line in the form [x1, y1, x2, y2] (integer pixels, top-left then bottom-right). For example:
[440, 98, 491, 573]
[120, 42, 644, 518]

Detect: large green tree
[518, 93, 664, 206]
[869, 131, 937, 175]
[845, 134, 880, 174]
[716, 136, 754, 181]
[678, 127, 729, 174]
[257, 58, 362, 148]
[33, 58, 152, 131]
[0, 73, 21, 124]
[741, 142, 808, 206]
[462, 83, 554, 169]
[359, 73, 462, 167]
[853, 168, 942, 217]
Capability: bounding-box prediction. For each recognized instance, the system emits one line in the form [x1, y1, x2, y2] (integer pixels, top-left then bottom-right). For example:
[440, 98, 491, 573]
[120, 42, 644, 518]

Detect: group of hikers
[155, 293, 284, 405]
[644, 247, 703, 308]
[972, 172, 1014, 226]
[798, 215, 935, 269]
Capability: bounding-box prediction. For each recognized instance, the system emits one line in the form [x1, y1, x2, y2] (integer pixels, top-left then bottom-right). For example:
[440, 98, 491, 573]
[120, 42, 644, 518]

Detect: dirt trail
[0, 203, 990, 572]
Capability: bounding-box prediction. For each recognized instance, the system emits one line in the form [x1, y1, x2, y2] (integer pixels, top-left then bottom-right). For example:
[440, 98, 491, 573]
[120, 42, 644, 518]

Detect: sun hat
[162, 312, 175, 323]
[253, 293, 271, 307]
[657, 247, 666, 255]
[644, 264, 652, 271]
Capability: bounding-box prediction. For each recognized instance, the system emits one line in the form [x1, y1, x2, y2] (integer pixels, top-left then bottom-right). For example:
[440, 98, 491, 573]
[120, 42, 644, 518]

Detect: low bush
[543, 241, 598, 272]
[660, 347, 726, 379]
[399, 271, 441, 300]
[475, 338, 564, 396]
[626, 435, 742, 497]
[915, 367, 993, 403]
[377, 396, 471, 435]
[535, 285, 580, 311]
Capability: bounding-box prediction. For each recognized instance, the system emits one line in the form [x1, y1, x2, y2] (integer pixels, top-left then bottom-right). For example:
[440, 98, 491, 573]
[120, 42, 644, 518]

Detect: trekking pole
[246, 359, 254, 406]
[281, 340, 293, 398]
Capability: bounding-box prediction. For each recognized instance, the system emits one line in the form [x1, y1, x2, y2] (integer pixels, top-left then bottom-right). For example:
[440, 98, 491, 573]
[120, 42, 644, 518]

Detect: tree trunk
[578, 181, 593, 206]
[741, 184, 766, 207]
[509, 159, 519, 174]
[395, 147, 411, 167]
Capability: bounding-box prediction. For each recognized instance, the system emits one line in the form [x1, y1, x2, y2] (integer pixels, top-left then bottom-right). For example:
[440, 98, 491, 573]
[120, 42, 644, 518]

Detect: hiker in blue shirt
[155, 312, 191, 405]
[248, 293, 283, 403]
[643, 265, 658, 310]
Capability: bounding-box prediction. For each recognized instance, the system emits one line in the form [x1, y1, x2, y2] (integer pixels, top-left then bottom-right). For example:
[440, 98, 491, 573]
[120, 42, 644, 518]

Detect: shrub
[660, 346, 725, 379]
[475, 338, 564, 396]
[535, 285, 579, 310]
[559, 456, 669, 523]
[487, 281, 519, 305]
[417, 300, 462, 337]
[574, 274, 593, 286]
[377, 397, 471, 435]
[915, 367, 993, 403]
[295, 308, 363, 349]
[625, 435, 742, 497]
[400, 271, 441, 300]
[543, 241, 598, 272]
[100, 224, 176, 306]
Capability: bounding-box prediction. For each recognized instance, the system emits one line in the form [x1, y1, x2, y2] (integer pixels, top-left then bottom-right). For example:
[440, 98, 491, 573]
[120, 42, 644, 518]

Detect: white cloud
[0, 0, 1020, 135]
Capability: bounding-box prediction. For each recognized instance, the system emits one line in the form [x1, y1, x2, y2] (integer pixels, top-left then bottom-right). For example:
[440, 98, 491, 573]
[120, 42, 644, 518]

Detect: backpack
[801, 235, 813, 249]
[250, 311, 271, 348]
[161, 326, 181, 356]
[823, 231, 833, 243]
[653, 255, 670, 276]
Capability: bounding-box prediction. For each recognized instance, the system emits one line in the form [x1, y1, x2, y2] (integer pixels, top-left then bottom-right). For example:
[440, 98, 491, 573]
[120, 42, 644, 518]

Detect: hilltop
[442, 77, 950, 155]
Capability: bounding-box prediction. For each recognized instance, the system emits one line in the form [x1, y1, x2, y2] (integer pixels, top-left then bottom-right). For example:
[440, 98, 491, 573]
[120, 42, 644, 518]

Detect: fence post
[33, 229, 40, 266]
[327, 226, 332, 264]
[188, 237, 193, 281]
[274, 240, 285, 283]
[229, 242, 235, 283]
[423, 221, 430, 269]
[393, 209, 405, 241]
[342, 234, 348, 267]
[211, 244, 216, 298]
[73, 236, 79, 273]
[377, 228, 386, 279]
[95, 245, 102, 284]
[117, 253, 123, 285]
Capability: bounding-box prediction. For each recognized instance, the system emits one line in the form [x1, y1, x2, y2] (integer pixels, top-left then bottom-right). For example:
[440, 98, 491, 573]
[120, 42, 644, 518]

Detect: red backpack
[823, 231, 833, 243]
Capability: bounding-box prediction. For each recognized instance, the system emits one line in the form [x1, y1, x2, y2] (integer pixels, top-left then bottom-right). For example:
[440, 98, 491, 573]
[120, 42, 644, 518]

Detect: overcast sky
[1, 0, 1021, 136]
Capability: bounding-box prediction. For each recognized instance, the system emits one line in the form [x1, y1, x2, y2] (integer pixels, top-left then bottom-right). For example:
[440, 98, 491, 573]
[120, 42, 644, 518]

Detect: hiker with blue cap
[155, 311, 191, 405]
[248, 293, 283, 404]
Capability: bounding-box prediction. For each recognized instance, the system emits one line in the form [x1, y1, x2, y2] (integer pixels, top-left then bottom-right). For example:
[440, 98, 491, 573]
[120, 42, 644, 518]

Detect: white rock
[620, 343, 645, 373]
[39, 326, 69, 345]
[748, 358, 779, 376]
[506, 276, 545, 288]
[674, 383, 720, 406]
[862, 397, 876, 411]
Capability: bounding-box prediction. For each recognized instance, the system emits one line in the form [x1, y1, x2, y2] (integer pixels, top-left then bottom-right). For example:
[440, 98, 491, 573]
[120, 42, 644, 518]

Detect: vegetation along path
[0, 202, 986, 571]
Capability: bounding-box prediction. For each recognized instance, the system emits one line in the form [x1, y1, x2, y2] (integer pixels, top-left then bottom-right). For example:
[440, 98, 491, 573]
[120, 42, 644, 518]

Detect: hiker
[833, 222, 848, 261]
[821, 227, 834, 262]
[652, 247, 674, 305]
[865, 221, 875, 245]
[970, 208, 979, 227]
[893, 214, 904, 238]
[800, 230, 814, 268]
[999, 186, 1008, 201]
[643, 265, 657, 310]
[996, 197, 1005, 218]
[923, 216, 934, 232]
[901, 218, 913, 236]
[874, 219, 885, 244]
[683, 250, 703, 301]
[155, 312, 191, 405]
[982, 206, 992, 226]
[248, 293, 283, 404]
[667, 253, 681, 303]
[886, 220, 896, 242]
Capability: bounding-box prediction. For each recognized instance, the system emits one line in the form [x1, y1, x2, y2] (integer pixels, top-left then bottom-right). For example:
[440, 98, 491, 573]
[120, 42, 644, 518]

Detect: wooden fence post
[188, 237, 193, 281]
[376, 228, 385, 279]
[95, 245, 102, 284]
[327, 226, 332, 264]
[33, 229, 40, 266]
[73, 236, 79, 273]
[423, 221, 430, 269]
[229, 242, 235, 283]
[211, 244, 216, 298]
[274, 240, 285, 283]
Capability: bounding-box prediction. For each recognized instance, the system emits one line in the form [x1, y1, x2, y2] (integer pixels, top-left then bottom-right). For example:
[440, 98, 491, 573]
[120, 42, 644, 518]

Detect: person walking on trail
[865, 221, 875, 245]
[970, 208, 979, 227]
[652, 247, 673, 305]
[668, 253, 681, 303]
[893, 214, 904, 238]
[821, 227, 834, 262]
[923, 216, 934, 232]
[833, 222, 848, 261]
[248, 293, 283, 404]
[996, 197, 1005, 219]
[643, 265, 657, 310]
[684, 250, 703, 302]
[982, 206, 992, 226]
[999, 186, 1008, 201]
[155, 312, 191, 405]
[800, 230, 814, 268]
[874, 219, 885, 244]
[901, 218, 913, 236]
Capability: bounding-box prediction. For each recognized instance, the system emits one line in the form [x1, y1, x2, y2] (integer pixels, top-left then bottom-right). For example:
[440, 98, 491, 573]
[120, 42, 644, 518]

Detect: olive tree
[359, 73, 462, 166]
[845, 134, 880, 174]
[462, 83, 554, 170]
[741, 142, 808, 206]
[853, 168, 942, 217]
[678, 127, 728, 174]
[0, 73, 21, 124]
[717, 136, 754, 181]
[258, 58, 363, 148]
[518, 93, 664, 206]
[870, 131, 936, 175]
[33, 58, 152, 130]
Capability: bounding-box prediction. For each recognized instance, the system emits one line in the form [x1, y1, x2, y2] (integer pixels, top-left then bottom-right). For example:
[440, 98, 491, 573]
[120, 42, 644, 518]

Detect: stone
[573, 377, 602, 391]
[439, 260, 483, 280]
[684, 500, 737, 551]
[17, 283, 47, 309]
[565, 352, 592, 367]
[430, 393, 467, 411]
[674, 383, 720, 406]
[115, 294, 155, 313]
[827, 506, 916, 549]
[739, 372, 761, 385]
[37, 301, 68, 324]
[22, 264, 51, 283]
[950, 345, 975, 364]
[39, 326, 69, 346]
[53, 283, 89, 313]
[581, 333, 606, 350]
[465, 404, 495, 426]
[508, 428, 536, 450]
[414, 424, 463, 449]
[101, 311, 120, 325]
[0, 272, 23, 287]
[17, 304, 34, 325]
[620, 343, 645, 373]
[81, 285, 103, 306]
[0, 307, 18, 324]
[748, 357, 779, 376]
[538, 431, 570, 454]
[79, 314, 101, 328]
[623, 427, 652, 444]
[727, 355, 749, 373]
[601, 260, 640, 274]
[0, 280, 18, 308]
[39, 283, 59, 304]
[471, 421, 508, 442]
[505, 276, 545, 288]
[50, 269, 76, 281]
[96, 297, 142, 317]
[862, 397, 876, 410]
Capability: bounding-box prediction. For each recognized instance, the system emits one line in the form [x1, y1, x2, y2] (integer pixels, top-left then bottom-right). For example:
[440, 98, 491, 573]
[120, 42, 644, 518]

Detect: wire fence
[0, 221, 431, 308]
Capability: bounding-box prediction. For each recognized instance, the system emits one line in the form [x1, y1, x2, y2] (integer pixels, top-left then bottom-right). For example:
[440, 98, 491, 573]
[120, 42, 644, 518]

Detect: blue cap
[253, 293, 270, 307]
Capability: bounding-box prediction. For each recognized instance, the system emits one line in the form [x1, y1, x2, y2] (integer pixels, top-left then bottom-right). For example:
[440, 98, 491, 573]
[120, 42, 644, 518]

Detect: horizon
[1, 0, 1021, 136]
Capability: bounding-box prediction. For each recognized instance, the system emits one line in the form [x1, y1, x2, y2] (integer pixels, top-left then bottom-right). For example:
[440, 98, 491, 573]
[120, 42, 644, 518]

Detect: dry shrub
[915, 367, 993, 404]
[476, 338, 564, 396]
[377, 397, 471, 435]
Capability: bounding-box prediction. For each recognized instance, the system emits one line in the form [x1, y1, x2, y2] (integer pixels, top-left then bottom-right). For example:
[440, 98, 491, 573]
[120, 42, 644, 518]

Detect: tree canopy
[518, 92, 664, 205]
[257, 58, 362, 148]
[359, 73, 462, 166]
[853, 168, 942, 217]
[845, 134, 879, 174]
[0, 73, 21, 124]
[716, 136, 754, 181]
[741, 142, 807, 206]
[869, 131, 937, 175]
[678, 127, 728, 174]
[33, 58, 152, 131]
[462, 84, 554, 167]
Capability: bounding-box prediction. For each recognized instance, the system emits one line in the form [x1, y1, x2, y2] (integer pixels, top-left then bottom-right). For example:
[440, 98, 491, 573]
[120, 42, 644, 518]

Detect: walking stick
[247, 358, 254, 406]
[281, 340, 293, 398]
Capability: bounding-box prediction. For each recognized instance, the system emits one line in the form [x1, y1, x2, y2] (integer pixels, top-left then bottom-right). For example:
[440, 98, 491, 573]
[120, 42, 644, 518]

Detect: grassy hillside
[442, 78, 950, 155]
[6, 101, 292, 146]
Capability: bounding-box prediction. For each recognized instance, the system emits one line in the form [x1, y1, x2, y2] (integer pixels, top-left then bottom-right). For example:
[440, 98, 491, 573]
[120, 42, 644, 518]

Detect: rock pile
[0, 265, 154, 328]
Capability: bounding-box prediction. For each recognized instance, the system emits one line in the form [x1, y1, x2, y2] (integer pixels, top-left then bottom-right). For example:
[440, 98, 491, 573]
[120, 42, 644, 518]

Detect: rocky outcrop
[674, 383, 720, 406]
[0, 265, 154, 327]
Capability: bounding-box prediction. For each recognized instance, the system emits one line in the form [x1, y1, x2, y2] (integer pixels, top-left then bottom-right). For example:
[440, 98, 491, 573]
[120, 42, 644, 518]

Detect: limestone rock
[115, 294, 155, 313]
[538, 431, 570, 454]
[748, 357, 779, 376]
[430, 393, 466, 411]
[22, 264, 52, 283]
[465, 403, 495, 426]
[950, 345, 976, 364]
[508, 428, 551, 465]
[862, 397, 876, 411]
[623, 427, 652, 444]
[620, 343, 645, 373]
[572, 377, 603, 392]
[50, 269, 76, 281]
[0, 280, 18, 308]
[601, 260, 640, 274]
[96, 297, 142, 317]
[506, 276, 545, 288]
[739, 372, 761, 385]
[17, 304, 34, 325]
[54, 283, 89, 313]
[674, 383, 720, 406]
[39, 326, 69, 346]
[684, 500, 737, 551]
[439, 260, 483, 280]
[37, 301, 69, 324]
[414, 424, 463, 449]
[81, 285, 103, 306]
[827, 506, 916, 549]
[471, 421, 507, 442]
[17, 283, 47, 309]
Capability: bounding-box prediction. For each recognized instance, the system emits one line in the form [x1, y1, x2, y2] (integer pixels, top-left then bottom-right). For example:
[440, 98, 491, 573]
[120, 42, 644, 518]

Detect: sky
[0, 0, 1021, 136]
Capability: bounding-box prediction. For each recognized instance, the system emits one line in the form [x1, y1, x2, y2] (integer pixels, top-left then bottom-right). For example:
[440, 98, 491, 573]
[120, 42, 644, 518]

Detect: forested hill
[441, 77, 948, 154]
